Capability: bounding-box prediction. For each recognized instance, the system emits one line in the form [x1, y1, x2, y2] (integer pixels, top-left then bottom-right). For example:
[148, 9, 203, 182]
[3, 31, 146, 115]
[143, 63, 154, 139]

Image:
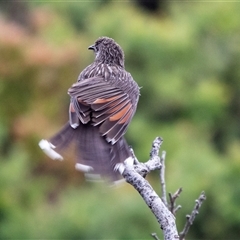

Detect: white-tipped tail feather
[39, 139, 63, 161]
[75, 163, 94, 172]
[70, 123, 79, 129]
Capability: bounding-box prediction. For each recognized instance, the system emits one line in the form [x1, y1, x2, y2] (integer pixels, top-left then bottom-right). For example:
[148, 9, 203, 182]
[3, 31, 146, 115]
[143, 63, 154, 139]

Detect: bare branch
[179, 191, 206, 240]
[159, 151, 167, 207]
[130, 147, 140, 164]
[122, 137, 179, 240]
[151, 232, 160, 240]
[150, 137, 162, 158]
[173, 205, 182, 215]
[159, 151, 182, 216]
[127, 137, 162, 178]
[122, 137, 206, 240]
[169, 188, 183, 216]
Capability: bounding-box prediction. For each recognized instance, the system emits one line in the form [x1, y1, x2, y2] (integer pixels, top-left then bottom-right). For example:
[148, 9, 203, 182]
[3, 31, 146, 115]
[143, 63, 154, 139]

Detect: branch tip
[179, 191, 207, 240]
[150, 137, 163, 158]
[151, 233, 160, 240]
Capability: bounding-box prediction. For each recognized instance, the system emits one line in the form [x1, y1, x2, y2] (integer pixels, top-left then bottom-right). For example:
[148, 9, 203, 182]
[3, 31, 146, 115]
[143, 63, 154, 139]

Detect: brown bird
[39, 37, 140, 182]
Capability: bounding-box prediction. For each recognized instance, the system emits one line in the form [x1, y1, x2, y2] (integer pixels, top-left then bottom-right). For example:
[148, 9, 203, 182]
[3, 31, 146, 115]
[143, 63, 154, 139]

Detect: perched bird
[39, 37, 140, 182]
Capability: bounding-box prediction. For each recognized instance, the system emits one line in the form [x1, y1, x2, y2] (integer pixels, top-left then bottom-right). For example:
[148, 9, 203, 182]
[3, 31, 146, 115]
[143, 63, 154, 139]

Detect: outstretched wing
[68, 77, 137, 144]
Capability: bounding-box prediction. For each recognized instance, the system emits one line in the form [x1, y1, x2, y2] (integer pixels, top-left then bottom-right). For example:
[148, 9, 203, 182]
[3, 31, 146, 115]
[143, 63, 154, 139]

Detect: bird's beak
[88, 45, 95, 51]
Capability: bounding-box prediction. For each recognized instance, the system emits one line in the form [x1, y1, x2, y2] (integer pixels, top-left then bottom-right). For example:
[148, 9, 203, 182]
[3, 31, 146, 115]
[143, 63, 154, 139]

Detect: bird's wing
[68, 77, 137, 144]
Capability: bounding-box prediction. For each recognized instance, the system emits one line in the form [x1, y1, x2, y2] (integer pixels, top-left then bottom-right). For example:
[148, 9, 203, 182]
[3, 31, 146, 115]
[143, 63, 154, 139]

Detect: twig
[130, 147, 140, 164]
[159, 151, 167, 207]
[159, 151, 182, 215]
[173, 205, 182, 215]
[151, 232, 160, 240]
[150, 137, 162, 158]
[127, 137, 163, 178]
[179, 191, 206, 240]
[169, 188, 183, 216]
[122, 137, 179, 240]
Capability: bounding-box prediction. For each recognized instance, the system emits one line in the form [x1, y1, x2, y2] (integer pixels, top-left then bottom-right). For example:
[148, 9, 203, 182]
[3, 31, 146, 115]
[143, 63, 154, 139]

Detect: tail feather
[44, 122, 131, 181]
[50, 123, 75, 150]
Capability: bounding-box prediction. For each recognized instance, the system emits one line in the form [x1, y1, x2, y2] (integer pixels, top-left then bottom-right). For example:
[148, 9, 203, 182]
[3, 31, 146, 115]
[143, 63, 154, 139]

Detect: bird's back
[78, 62, 139, 102]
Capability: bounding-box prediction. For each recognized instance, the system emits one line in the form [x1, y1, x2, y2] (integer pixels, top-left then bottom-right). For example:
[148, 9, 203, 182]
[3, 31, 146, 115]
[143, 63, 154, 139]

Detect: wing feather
[92, 94, 127, 111]
[68, 76, 137, 144]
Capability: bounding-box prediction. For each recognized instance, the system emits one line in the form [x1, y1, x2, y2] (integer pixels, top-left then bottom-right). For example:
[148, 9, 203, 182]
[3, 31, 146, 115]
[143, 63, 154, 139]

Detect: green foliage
[1, 1, 240, 239]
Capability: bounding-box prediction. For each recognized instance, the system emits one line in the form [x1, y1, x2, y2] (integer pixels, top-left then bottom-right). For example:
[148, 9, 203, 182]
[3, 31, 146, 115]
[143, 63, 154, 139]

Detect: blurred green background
[1, 1, 240, 239]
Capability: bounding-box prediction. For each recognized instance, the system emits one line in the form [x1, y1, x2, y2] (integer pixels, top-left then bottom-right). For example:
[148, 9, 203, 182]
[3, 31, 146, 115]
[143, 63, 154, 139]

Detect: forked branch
[122, 137, 206, 240]
[179, 191, 206, 240]
[122, 137, 179, 240]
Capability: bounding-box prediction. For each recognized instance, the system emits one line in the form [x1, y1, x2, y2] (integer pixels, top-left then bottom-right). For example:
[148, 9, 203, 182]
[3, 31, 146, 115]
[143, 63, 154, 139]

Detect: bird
[39, 37, 140, 182]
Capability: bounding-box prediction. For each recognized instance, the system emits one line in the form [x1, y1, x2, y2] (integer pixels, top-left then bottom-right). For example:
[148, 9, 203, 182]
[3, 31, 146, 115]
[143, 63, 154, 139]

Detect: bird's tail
[39, 122, 131, 181]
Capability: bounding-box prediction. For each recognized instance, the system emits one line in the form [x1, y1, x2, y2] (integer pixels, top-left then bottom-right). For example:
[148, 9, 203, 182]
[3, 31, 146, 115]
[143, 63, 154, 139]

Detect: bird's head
[88, 37, 124, 67]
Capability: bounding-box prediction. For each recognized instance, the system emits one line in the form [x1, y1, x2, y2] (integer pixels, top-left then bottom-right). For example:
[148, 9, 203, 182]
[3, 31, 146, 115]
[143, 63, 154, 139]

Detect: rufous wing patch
[109, 103, 132, 121]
